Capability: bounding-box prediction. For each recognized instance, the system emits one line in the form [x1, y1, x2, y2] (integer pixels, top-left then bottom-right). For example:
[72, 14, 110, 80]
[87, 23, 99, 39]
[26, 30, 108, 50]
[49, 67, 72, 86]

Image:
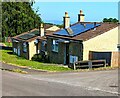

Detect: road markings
[21, 74, 119, 95]
[3, 71, 119, 95]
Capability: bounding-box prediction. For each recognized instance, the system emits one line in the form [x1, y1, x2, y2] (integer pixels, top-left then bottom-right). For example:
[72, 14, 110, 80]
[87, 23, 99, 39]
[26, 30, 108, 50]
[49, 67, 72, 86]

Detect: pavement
[1, 62, 47, 74]
[1, 62, 119, 96]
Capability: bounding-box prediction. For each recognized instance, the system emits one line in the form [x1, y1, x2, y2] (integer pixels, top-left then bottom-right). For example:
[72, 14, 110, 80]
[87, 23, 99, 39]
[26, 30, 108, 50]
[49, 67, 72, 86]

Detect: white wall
[83, 27, 118, 60]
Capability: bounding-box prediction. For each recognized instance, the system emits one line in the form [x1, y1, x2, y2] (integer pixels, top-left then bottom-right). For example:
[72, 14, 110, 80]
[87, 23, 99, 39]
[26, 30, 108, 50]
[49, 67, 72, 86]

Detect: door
[66, 43, 69, 65]
[91, 51, 112, 65]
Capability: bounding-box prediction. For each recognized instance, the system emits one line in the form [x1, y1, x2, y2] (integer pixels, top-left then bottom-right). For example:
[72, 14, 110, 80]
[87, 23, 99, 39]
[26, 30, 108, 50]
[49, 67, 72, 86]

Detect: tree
[103, 18, 119, 23]
[2, 1, 42, 38]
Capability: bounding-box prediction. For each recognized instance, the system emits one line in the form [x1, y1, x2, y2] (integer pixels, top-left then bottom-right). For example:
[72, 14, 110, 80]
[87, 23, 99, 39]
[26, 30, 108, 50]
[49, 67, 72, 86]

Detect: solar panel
[30, 30, 39, 36]
[54, 29, 69, 36]
[18, 30, 39, 40]
[54, 23, 101, 37]
[18, 33, 37, 40]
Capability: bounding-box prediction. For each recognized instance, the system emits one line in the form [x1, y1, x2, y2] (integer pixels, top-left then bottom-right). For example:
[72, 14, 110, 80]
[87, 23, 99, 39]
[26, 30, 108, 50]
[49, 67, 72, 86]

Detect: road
[2, 67, 119, 96]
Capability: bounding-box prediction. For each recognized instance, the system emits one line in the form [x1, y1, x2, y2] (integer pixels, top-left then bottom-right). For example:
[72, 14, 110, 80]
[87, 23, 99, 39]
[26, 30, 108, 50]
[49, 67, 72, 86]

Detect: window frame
[23, 42, 27, 53]
[52, 39, 58, 52]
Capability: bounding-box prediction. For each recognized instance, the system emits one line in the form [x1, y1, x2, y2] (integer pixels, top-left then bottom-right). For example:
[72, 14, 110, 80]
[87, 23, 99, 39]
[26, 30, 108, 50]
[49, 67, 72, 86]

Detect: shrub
[32, 54, 43, 62]
[32, 52, 50, 63]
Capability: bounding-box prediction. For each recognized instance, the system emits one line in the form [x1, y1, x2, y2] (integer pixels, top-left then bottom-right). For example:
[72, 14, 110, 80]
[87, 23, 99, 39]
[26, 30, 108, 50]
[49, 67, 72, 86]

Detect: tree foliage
[2, 1, 42, 37]
[103, 18, 119, 23]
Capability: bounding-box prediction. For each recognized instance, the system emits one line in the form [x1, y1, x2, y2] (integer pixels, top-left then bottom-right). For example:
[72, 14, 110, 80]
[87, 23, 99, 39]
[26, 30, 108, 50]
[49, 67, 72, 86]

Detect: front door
[66, 43, 69, 65]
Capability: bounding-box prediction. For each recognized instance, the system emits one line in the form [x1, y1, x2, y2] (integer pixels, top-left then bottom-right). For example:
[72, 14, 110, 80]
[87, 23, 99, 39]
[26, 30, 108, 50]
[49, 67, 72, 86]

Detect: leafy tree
[103, 18, 119, 23]
[2, 1, 42, 38]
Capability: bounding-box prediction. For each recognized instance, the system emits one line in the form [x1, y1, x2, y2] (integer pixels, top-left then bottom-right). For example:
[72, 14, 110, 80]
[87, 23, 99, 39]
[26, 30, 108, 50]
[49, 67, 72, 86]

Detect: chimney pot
[80, 10, 83, 14]
[65, 12, 69, 17]
[78, 10, 85, 22]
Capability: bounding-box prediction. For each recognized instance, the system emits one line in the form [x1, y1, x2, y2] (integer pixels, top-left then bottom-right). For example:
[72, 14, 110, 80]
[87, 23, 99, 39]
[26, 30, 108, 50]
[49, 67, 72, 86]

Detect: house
[46, 10, 119, 67]
[12, 24, 60, 60]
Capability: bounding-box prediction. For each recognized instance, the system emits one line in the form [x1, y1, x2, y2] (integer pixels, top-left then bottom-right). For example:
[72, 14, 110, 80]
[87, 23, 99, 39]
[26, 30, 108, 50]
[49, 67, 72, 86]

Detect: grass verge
[12, 69, 28, 74]
[3, 42, 12, 47]
[1, 49, 72, 72]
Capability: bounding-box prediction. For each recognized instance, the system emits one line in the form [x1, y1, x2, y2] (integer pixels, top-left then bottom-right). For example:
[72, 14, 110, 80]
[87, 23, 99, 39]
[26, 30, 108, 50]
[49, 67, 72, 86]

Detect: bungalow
[46, 10, 119, 67]
[12, 24, 60, 60]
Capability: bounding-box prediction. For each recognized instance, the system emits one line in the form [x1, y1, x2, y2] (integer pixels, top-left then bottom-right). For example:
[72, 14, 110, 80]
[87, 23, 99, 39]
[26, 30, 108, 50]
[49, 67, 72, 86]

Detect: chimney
[78, 10, 85, 22]
[63, 12, 70, 28]
[93, 22, 97, 30]
[40, 23, 44, 37]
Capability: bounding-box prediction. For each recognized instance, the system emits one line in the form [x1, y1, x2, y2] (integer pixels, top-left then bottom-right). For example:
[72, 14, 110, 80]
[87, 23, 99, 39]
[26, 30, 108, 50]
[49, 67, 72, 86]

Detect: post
[88, 61, 92, 69]
[104, 60, 106, 67]
[73, 62, 76, 70]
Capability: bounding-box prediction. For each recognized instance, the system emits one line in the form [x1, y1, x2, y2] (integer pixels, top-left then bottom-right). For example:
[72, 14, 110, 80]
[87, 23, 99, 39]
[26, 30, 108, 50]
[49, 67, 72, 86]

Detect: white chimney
[40, 23, 44, 37]
[78, 10, 85, 22]
[63, 12, 70, 28]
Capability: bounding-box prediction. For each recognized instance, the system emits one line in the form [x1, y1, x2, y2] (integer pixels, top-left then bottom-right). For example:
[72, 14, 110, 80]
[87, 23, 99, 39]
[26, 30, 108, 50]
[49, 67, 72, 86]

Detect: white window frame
[52, 40, 58, 52]
[34, 39, 38, 44]
[13, 48, 17, 54]
[15, 48, 17, 54]
[23, 42, 27, 53]
[13, 48, 16, 53]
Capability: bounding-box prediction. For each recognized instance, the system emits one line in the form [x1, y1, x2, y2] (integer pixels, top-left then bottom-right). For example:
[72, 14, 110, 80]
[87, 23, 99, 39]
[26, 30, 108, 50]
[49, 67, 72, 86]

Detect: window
[13, 48, 17, 54]
[52, 40, 58, 52]
[13, 48, 16, 53]
[41, 41, 46, 51]
[70, 55, 78, 64]
[23, 42, 27, 52]
[34, 39, 38, 44]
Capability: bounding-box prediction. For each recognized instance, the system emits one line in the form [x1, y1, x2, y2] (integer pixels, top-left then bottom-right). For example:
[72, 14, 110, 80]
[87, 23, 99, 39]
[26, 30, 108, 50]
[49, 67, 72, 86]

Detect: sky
[32, 2, 118, 24]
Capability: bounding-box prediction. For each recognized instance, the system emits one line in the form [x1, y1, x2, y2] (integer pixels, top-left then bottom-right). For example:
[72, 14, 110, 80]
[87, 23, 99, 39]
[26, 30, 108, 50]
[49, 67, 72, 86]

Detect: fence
[73, 60, 106, 70]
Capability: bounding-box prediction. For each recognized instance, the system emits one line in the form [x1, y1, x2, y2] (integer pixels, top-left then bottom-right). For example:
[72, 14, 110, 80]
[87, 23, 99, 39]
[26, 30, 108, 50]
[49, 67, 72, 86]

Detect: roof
[12, 28, 39, 42]
[46, 25, 60, 31]
[46, 22, 119, 41]
[44, 23, 54, 30]
[12, 23, 59, 42]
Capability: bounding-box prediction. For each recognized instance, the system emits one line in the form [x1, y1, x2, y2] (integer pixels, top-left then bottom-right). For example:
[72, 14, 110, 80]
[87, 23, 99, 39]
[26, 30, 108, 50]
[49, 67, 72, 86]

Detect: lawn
[1, 49, 72, 72]
[3, 42, 12, 47]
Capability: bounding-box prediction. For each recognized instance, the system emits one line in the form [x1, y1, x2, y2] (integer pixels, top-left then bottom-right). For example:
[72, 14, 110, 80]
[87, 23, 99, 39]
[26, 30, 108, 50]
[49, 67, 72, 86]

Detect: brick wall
[47, 37, 83, 64]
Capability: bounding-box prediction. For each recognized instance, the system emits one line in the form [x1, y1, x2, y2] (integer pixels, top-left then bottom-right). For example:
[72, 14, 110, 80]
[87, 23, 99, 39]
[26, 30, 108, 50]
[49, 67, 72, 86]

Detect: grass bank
[3, 42, 12, 47]
[1, 49, 72, 72]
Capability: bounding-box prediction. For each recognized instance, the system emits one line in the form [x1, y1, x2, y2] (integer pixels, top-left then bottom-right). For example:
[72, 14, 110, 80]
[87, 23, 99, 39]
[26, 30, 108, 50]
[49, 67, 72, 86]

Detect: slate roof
[46, 22, 119, 41]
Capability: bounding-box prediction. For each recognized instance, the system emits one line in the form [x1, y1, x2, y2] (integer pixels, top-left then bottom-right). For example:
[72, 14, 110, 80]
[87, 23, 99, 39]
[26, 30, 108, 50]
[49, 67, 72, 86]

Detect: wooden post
[104, 60, 106, 67]
[88, 61, 92, 69]
[73, 62, 76, 70]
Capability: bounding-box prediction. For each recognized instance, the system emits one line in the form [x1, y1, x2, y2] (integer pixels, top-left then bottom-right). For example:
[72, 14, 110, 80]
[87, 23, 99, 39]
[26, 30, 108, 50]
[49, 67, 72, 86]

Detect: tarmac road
[2, 63, 119, 96]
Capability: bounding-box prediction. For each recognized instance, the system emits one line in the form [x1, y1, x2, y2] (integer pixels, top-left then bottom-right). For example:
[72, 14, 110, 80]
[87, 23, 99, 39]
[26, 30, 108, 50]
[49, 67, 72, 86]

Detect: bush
[32, 52, 50, 63]
[32, 54, 43, 62]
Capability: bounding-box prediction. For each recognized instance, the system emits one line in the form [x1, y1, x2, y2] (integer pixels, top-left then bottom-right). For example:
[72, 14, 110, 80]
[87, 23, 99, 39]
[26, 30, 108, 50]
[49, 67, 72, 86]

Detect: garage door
[89, 51, 112, 66]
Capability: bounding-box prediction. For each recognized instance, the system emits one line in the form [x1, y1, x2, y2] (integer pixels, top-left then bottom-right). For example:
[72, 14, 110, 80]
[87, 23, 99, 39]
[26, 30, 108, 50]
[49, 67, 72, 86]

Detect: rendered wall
[83, 27, 118, 60]
[28, 40, 37, 60]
